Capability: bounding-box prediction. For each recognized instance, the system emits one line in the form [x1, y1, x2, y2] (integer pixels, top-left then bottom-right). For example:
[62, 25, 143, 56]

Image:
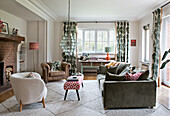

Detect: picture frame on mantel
[0, 21, 9, 34]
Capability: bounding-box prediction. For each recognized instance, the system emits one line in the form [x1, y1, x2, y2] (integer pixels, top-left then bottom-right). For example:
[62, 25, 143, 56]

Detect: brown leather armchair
[41, 62, 71, 83]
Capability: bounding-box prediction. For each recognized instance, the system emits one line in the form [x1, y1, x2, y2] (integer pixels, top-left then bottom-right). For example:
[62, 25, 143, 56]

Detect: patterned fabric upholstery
[124, 73, 142, 81]
[64, 81, 80, 90]
[64, 75, 84, 90]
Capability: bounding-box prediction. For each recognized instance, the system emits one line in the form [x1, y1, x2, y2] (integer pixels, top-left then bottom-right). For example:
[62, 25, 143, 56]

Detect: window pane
[85, 31, 89, 41]
[78, 44, 82, 52]
[146, 30, 149, 61]
[97, 42, 103, 52]
[97, 31, 103, 41]
[89, 42, 95, 52]
[84, 42, 89, 51]
[77, 30, 83, 52]
[109, 42, 114, 53]
[109, 30, 114, 42]
[103, 42, 107, 49]
[90, 31, 95, 41]
[103, 31, 107, 41]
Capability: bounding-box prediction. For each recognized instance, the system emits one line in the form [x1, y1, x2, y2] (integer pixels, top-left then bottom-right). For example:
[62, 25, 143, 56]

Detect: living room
[0, 0, 169, 115]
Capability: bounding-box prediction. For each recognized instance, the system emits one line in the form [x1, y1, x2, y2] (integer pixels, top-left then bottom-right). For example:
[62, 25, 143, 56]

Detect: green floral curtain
[60, 22, 77, 74]
[152, 8, 162, 80]
[116, 22, 129, 63]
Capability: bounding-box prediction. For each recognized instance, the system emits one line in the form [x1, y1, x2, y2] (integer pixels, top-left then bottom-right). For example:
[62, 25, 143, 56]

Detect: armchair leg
[20, 100, 23, 112]
[42, 97, 45, 108]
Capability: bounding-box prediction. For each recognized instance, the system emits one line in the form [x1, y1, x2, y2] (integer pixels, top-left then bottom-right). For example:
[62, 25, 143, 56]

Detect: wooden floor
[84, 72, 97, 80]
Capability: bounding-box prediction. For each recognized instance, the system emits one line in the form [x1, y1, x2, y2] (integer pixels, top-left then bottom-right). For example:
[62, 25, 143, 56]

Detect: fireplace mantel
[0, 33, 25, 42]
[0, 33, 25, 86]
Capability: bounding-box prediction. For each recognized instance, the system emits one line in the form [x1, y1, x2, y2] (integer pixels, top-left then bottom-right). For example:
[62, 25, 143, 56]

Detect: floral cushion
[124, 73, 142, 81]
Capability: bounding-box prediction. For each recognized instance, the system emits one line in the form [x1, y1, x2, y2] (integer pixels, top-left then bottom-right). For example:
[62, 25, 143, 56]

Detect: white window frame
[142, 26, 150, 62]
[77, 28, 115, 54]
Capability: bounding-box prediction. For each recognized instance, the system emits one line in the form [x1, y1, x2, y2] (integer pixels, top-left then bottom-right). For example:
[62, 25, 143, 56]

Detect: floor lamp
[29, 42, 39, 72]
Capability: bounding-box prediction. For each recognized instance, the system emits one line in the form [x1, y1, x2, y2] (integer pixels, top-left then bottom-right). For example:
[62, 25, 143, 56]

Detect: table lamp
[29, 42, 39, 72]
[105, 47, 111, 60]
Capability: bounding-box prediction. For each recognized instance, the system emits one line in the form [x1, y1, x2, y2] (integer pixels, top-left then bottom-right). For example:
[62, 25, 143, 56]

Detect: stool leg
[64, 90, 68, 100]
[82, 83, 84, 87]
[76, 90, 80, 101]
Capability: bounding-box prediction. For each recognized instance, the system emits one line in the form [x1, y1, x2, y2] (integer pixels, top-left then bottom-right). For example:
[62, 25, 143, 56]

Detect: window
[142, 24, 150, 61]
[77, 29, 115, 53]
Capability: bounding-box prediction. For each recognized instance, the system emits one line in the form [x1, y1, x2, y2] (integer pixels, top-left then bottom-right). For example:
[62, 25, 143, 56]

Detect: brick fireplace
[0, 33, 25, 86]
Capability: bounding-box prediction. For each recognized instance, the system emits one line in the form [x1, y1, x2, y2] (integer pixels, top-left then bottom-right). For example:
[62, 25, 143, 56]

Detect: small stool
[63, 75, 84, 101]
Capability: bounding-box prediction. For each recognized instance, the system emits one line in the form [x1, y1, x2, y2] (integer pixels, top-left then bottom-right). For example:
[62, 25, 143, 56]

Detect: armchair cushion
[49, 70, 65, 77]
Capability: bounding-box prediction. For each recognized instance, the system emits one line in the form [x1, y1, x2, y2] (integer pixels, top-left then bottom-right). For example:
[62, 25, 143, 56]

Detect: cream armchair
[10, 72, 47, 112]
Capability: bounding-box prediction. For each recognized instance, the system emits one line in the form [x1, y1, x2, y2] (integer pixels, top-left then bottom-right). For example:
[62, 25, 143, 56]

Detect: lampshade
[29, 42, 39, 50]
[105, 47, 111, 52]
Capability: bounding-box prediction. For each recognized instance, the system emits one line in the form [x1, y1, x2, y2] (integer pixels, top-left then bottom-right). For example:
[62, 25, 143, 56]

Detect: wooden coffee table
[63, 74, 84, 101]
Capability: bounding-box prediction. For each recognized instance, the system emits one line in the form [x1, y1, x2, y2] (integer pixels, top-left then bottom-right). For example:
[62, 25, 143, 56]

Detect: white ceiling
[0, 0, 168, 21]
[40, 0, 168, 21]
[0, 0, 43, 21]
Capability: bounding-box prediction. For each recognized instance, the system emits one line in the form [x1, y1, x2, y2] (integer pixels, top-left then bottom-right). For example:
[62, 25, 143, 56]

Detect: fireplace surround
[0, 33, 25, 86]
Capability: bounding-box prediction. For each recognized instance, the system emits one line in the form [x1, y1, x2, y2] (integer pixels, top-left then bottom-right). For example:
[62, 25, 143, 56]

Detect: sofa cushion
[124, 73, 142, 81]
[138, 70, 149, 80]
[119, 67, 130, 76]
[108, 66, 117, 74]
[98, 66, 108, 74]
[50, 70, 65, 77]
[116, 63, 130, 75]
[105, 72, 125, 81]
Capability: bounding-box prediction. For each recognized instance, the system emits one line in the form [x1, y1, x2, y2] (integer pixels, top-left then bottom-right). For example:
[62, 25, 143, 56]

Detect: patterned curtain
[60, 22, 77, 74]
[116, 22, 129, 63]
[152, 8, 162, 80]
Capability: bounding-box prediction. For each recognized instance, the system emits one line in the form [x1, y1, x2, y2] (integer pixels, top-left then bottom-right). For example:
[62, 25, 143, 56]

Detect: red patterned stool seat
[63, 75, 84, 101]
[64, 81, 81, 90]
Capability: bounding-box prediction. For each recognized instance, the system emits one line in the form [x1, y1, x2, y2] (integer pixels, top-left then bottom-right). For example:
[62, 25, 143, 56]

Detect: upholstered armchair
[10, 72, 47, 112]
[41, 62, 71, 83]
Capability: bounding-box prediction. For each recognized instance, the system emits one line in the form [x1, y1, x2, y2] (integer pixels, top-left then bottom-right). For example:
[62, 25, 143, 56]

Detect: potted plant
[160, 49, 170, 69]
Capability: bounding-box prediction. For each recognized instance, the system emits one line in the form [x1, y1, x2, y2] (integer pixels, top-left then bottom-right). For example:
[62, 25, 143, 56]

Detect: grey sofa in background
[97, 63, 156, 109]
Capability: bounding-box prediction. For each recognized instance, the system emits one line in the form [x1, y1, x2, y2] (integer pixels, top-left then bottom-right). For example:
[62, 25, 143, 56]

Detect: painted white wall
[0, 9, 27, 72]
[53, 22, 63, 61]
[27, 21, 46, 74]
[129, 21, 140, 67]
[0, 10, 27, 37]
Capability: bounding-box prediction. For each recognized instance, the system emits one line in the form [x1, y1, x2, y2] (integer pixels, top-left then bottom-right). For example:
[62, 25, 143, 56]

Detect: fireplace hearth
[0, 61, 4, 85]
[0, 33, 25, 95]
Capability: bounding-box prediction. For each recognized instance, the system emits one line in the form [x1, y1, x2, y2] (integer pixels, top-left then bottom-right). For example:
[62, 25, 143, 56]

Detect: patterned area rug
[0, 80, 169, 116]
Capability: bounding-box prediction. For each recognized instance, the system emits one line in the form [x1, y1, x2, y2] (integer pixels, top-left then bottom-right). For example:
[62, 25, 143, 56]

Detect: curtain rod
[76, 21, 127, 23]
[161, 1, 170, 8]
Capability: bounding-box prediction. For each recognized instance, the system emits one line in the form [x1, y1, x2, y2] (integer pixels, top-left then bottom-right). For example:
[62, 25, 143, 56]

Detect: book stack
[67, 76, 78, 81]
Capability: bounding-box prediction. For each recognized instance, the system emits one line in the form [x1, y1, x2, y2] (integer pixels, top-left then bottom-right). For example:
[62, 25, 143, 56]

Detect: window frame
[77, 28, 115, 54]
[142, 24, 150, 62]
